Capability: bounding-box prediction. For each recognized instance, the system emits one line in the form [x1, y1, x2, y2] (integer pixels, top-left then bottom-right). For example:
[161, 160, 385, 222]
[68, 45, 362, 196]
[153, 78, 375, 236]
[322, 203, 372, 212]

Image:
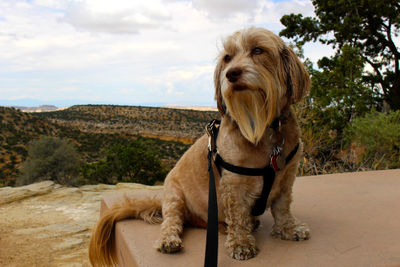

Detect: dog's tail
[89, 196, 162, 267]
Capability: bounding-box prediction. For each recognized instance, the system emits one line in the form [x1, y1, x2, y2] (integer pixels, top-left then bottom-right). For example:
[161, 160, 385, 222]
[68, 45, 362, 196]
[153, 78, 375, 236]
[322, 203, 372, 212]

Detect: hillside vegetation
[1, 105, 219, 186]
[35, 105, 219, 144]
[1, 102, 399, 187]
[0, 107, 61, 184]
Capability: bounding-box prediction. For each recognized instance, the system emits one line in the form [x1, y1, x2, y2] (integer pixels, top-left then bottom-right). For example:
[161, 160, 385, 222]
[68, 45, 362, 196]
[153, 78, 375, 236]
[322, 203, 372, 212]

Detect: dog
[89, 27, 311, 266]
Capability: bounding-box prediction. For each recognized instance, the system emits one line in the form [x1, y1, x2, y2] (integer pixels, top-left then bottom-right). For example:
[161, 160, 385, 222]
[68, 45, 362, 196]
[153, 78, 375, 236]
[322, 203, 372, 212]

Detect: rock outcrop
[0, 181, 163, 267]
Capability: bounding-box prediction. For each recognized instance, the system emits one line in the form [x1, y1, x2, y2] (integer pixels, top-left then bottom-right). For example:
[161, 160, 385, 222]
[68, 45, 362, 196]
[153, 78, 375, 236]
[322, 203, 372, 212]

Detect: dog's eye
[224, 54, 232, 63]
[252, 47, 264, 55]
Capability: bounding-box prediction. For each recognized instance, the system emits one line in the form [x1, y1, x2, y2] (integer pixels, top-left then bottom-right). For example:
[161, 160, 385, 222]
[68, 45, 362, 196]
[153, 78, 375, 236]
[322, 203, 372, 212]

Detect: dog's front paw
[228, 245, 258, 260]
[271, 222, 310, 241]
[155, 235, 183, 253]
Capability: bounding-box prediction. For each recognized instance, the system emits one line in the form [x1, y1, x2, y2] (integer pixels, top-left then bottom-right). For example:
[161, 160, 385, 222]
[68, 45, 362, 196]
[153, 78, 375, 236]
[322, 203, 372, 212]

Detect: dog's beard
[224, 86, 278, 144]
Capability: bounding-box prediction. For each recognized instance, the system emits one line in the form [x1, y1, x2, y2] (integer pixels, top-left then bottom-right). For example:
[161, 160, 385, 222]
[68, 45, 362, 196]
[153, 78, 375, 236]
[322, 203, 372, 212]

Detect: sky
[0, 0, 333, 108]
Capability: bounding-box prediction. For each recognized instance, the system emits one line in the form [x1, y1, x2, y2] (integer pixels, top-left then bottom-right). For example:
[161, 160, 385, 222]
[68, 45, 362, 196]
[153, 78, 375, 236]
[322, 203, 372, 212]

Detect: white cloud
[15, 1, 33, 9]
[166, 82, 184, 95]
[192, 0, 260, 18]
[0, 0, 331, 107]
[63, 0, 171, 34]
[253, 0, 314, 30]
[136, 64, 215, 98]
[33, 0, 67, 9]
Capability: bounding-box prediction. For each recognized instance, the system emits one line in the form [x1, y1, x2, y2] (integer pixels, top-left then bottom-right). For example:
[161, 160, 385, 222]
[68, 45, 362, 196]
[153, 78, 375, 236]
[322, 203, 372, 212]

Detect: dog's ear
[280, 46, 310, 103]
[214, 58, 226, 115]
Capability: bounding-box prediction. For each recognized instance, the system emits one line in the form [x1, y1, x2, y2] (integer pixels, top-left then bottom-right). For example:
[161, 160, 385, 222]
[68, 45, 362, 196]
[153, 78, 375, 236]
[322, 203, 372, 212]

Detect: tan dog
[89, 27, 311, 266]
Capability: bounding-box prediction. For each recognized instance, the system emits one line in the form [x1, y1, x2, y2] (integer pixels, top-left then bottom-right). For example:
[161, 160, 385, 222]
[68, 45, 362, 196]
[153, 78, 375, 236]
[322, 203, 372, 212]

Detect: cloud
[136, 64, 215, 100]
[192, 0, 260, 18]
[0, 0, 331, 107]
[191, 0, 314, 26]
[253, 0, 314, 30]
[62, 0, 171, 34]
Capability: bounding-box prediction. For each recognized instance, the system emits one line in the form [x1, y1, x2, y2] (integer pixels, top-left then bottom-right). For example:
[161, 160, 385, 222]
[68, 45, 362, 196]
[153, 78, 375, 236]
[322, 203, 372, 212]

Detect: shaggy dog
[89, 27, 311, 266]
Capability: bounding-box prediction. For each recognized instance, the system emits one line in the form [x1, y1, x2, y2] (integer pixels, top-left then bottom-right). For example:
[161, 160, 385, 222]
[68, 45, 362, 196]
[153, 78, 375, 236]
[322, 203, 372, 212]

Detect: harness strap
[254, 143, 299, 216]
[204, 119, 299, 267]
[215, 154, 266, 176]
[214, 143, 299, 216]
[252, 168, 276, 216]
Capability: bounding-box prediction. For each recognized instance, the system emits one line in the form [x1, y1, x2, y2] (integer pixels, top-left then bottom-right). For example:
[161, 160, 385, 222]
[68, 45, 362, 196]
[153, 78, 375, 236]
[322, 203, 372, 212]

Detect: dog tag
[271, 146, 286, 171]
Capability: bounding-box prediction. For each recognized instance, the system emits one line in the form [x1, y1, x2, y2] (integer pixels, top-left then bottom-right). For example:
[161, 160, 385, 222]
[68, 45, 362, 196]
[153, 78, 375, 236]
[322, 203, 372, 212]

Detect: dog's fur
[89, 27, 311, 266]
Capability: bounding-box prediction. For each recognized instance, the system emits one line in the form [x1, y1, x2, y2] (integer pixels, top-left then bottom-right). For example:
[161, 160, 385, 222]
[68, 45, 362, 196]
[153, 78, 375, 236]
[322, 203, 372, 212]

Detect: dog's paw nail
[231, 245, 257, 260]
[271, 222, 310, 241]
[155, 236, 183, 254]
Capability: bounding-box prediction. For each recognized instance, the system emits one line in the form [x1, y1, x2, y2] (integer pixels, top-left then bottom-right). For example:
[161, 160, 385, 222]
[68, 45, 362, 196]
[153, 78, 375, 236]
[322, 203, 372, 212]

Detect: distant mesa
[10, 105, 65, 113]
[164, 106, 217, 112]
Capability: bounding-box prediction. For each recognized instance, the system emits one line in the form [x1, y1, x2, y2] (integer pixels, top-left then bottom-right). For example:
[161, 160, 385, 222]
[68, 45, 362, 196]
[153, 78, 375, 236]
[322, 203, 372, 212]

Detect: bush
[17, 136, 81, 186]
[344, 110, 400, 169]
[81, 139, 168, 185]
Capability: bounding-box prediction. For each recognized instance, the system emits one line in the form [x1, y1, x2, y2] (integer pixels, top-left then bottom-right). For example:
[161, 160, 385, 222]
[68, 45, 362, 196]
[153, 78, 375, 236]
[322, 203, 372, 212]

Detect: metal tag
[271, 145, 286, 171]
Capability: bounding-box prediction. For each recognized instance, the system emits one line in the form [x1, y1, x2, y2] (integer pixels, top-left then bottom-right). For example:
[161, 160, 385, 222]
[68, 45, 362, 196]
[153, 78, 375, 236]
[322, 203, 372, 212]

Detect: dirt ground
[0, 181, 162, 267]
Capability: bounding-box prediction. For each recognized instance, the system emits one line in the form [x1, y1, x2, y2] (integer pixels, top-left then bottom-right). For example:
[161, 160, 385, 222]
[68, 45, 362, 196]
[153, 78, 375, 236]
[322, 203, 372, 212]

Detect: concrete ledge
[101, 169, 400, 267]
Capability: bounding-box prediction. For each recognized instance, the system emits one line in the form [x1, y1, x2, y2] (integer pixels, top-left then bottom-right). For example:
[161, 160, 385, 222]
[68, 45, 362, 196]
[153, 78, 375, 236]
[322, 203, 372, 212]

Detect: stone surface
[0, 181, 160, 267]
[0, 181, 58, 205]
[102, 169, 400, 267]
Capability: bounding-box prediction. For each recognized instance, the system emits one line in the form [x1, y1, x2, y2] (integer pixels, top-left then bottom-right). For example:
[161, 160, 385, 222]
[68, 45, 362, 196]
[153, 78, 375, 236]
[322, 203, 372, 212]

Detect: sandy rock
[116, 182, 163, 190]
[0, 180, 163, 267]
[0, 181, 57, 205]
[53, 237, 85, 250]
[79, 184, 116, 191]
[14, 223, 88, 237]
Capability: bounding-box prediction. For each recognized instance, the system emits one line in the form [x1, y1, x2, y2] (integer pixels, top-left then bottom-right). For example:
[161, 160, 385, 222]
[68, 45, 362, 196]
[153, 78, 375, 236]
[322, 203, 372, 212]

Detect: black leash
[204, 119, 299, 267]
[204, 120, 220, 267]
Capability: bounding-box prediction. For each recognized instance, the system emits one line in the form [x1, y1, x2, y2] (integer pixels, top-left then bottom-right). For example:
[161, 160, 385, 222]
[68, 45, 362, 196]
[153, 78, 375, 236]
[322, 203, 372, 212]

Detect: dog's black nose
[226, 67, 242, 83]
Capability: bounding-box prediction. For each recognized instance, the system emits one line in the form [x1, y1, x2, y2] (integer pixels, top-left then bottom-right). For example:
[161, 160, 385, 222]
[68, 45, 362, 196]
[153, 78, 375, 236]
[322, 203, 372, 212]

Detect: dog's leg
[155, 186, 185, 253]
[270, 169, 310, 241]
[221, 175, 258, 260]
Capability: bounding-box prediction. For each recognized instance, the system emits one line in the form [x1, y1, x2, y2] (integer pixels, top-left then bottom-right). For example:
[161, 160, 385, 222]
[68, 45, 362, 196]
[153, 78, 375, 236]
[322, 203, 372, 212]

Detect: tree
[293, 45, 377, 174]
[81, 139, 167, 185]
[308, 45, 376, 131]
[280, 0, 400, 110]
[18, 136, 81, 185]
[105, 141, 165, 184]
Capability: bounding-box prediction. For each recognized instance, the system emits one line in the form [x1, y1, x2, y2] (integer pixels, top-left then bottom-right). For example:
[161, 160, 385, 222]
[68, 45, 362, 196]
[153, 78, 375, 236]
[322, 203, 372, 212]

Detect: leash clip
[206, 120, 217, 152]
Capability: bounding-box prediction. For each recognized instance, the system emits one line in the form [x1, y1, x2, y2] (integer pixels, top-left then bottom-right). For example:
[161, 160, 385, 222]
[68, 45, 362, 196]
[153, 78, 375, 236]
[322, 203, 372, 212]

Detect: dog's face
[214, 27, 310, 144]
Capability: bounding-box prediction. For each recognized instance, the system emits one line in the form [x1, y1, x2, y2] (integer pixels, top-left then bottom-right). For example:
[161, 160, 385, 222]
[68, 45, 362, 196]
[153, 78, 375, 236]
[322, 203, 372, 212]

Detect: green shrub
[345, 110, 400, 169]
[17, 136, 81, 186]
[81, 139, 168, 185]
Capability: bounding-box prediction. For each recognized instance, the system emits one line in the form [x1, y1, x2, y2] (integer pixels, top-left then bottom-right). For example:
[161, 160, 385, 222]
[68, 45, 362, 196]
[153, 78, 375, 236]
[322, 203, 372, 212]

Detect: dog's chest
[217, 127, 275, 169]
